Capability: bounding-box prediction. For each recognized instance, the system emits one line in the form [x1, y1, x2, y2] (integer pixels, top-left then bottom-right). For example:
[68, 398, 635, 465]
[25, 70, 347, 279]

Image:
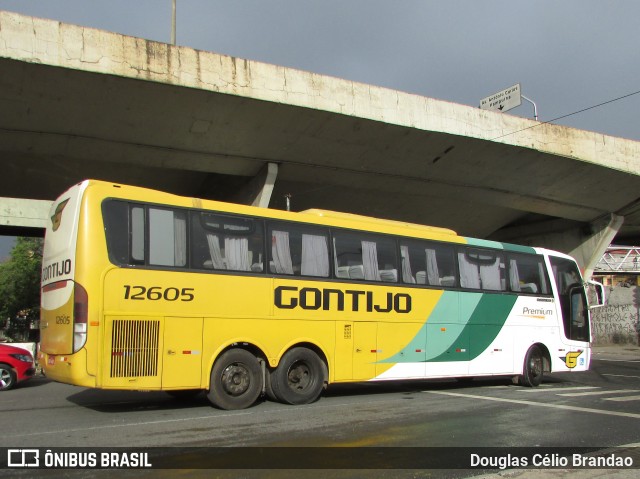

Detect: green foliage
[0, 237, 43, 339]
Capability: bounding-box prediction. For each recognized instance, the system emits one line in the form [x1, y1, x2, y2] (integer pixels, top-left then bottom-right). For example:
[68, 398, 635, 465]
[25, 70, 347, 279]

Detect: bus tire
[0, 364, 17, 391]
[519, 345, 544, 387]
[270, 347, 326, 405]
[264, 370, 278, 402]
[207, 349, 262, 410]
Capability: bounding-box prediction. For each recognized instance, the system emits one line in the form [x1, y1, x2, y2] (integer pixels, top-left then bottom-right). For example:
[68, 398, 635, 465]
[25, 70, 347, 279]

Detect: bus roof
[81, 180, 464, 242]
[301, 208, 458, 237]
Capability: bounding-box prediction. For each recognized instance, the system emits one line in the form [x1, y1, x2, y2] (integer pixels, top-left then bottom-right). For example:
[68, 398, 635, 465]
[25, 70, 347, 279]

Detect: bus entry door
[162, 317, 203, 389]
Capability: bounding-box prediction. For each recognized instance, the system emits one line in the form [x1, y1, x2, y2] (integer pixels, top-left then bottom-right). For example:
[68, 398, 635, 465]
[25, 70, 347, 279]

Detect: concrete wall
[591, 285, 640, 345]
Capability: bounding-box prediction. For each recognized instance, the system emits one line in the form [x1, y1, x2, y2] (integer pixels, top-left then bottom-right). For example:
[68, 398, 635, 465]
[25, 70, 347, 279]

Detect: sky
[1, 0, 639, 141]
[0, 1, 639, 254]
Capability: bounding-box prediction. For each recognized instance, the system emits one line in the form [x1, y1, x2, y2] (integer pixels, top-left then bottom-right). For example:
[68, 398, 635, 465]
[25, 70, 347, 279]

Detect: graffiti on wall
[591, 286, 639, 344]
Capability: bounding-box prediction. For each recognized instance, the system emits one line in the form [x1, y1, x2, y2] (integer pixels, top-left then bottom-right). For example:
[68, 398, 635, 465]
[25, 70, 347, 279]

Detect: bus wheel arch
[269, 344, 328, 405]
[518, 343, 550, 387]
[207, 347, 264, 410]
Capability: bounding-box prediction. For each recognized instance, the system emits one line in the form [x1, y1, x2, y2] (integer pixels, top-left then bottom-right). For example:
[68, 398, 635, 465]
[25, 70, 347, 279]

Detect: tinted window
[268, 222, 330, 277]
[399, 239, 457, 287]
[148, 207, 187, 267]
[458, 248, 505, 291]
[102, 200, 130, 264]
[103, 201, 187, 268]
[507, 253, 550, 295]
[550, 257, 589, 341]
[333, 231, 398, 282]
[191, 212, 264, 273]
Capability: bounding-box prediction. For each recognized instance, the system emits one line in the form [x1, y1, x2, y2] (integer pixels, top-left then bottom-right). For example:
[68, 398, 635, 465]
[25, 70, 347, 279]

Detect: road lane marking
[557, 389, 640, 397]
[603, 395, 640, 402]
[423, 390, 640, 419]
[596, 358, 640, 363]
[602, 373, 640, 379]
[1, 410, 255, 439]
[517, 386, 600, 393]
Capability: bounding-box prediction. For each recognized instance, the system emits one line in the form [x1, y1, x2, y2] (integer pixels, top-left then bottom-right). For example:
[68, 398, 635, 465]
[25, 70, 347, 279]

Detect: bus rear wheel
[270, 347, 326, 405]
[208, 349, 262, 410]
[519, 345, 544, 387]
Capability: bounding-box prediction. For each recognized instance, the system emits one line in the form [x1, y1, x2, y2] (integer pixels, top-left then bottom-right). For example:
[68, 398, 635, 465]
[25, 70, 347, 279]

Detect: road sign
[480, 83, 522, 113]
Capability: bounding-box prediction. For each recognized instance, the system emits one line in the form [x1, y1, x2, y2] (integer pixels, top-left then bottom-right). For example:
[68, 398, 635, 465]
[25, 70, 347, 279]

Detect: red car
[0, 344, 36, 391]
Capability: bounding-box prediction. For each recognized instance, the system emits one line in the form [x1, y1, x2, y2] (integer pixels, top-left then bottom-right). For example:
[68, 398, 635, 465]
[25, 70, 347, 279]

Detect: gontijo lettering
[42, 259, 72, 282]
[275, 286, 412, 313]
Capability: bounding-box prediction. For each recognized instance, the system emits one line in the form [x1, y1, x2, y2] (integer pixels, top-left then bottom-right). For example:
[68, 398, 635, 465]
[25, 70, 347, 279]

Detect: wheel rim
[0, 369, 11, 389]
[286, 360, 312, 391]
[221, 363, 251, 397]
[529, 354, 542, 378]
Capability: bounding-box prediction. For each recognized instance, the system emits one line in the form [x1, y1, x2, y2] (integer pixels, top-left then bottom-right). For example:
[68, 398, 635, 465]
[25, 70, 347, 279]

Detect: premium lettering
[523, 306, 553, 316]
[275, 286, 412, 313]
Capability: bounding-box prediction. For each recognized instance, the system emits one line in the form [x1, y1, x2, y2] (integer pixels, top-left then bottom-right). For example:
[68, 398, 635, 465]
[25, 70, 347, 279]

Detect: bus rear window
[102, 200, 129, 264]
[102, 200, 187, 268]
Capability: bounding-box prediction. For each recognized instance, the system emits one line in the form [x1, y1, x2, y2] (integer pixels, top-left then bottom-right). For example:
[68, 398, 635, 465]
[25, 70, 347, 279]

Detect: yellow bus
[40, 180, 603, 409]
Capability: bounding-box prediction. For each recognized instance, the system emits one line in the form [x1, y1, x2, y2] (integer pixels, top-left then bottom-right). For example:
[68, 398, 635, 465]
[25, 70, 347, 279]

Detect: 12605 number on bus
[123, 285, 195, 301]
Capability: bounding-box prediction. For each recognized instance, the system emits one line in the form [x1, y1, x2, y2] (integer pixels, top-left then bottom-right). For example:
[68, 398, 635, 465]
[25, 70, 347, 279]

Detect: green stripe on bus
[426, 293, 518, 362]
[381, 291, 518, 364]
[500, 242, 537, 254]
[464, 237, 536, 254]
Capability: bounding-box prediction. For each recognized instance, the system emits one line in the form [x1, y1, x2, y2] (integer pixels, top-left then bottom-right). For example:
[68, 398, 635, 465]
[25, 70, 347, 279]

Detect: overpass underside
[1, 11, 640, 276]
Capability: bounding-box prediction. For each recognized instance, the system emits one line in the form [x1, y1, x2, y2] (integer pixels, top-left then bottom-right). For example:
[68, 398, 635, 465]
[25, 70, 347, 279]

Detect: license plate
[47, 356, 55, 366]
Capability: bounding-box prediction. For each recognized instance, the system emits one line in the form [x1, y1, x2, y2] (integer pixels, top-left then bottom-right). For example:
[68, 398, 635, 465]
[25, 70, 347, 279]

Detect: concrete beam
[0, 197, 52, 229]
[2, 11, 640, 245]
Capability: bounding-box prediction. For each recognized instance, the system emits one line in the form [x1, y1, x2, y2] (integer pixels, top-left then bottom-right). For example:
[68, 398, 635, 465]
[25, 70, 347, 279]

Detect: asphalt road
[1, 346, 638, 478]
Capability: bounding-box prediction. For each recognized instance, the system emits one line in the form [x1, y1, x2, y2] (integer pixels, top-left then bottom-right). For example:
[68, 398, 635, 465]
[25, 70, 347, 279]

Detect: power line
[491, 88, 640, 140]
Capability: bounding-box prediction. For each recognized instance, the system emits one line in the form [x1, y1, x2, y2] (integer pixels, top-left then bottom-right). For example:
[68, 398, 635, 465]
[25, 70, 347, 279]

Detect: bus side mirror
[587, 280, 606, 309]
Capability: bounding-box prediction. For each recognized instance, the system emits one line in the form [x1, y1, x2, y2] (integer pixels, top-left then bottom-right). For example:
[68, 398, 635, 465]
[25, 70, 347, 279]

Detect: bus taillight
[73, 282, 88, 352]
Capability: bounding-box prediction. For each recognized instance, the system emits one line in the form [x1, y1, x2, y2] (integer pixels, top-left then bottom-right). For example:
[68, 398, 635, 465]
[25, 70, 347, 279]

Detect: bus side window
[508, 254, 550, 295]
[192, 212, 264, 273]
[102, 200, 132, 265]
[131, 206, 145, 264]
[458, 248, 506, 291]
[148, 207, 187, 267]
[333, 231, 398, 282]
[268, 222, 330, 277]
[400, 240, 456, 287]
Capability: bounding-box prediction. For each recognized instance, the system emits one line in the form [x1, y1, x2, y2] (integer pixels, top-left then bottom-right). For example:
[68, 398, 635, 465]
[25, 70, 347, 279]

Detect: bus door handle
[356, 348, 362, 353]
[167, 350, 176, 356]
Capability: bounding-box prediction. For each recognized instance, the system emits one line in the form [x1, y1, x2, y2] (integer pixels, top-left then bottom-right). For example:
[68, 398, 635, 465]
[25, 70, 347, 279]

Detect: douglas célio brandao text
[470, 452, 634, 469]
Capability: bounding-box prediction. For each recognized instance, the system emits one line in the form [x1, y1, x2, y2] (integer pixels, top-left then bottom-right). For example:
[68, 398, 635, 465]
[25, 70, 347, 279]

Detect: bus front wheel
[270, 347, 326, 405]
[519, 345, 544, 387]
[208, 349, 262, 410]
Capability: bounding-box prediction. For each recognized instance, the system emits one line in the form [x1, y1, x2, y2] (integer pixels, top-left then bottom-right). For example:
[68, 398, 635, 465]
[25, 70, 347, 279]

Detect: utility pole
[171, 0, 176, 45]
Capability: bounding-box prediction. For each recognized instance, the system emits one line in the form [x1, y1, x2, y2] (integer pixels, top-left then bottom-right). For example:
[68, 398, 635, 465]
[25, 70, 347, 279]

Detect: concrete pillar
[574, 213, 624, 280]
[251, 163, 279, 208]
[227, 163, 279, 208]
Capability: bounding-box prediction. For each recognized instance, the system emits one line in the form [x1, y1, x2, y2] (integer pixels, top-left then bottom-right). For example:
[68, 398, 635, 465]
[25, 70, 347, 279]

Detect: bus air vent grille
[110, 319, 160, 377]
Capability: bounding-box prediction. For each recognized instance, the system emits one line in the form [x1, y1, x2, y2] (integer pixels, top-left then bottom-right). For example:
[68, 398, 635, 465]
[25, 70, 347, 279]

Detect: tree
[0, 237, 43, 340]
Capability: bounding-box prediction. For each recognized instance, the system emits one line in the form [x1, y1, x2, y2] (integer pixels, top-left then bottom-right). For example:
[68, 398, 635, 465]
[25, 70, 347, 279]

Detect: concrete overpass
[1, 10, 640, 277]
